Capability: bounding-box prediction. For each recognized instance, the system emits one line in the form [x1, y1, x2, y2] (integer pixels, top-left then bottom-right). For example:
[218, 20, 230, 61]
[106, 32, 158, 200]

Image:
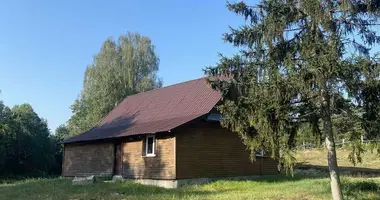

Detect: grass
[0, 149, 378, 200]
[296, 148, 380, 170]
[0, 176, 379, 200]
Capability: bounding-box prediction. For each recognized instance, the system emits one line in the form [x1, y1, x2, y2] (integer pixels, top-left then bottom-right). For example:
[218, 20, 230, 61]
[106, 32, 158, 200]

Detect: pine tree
[206, 1, 380, 199]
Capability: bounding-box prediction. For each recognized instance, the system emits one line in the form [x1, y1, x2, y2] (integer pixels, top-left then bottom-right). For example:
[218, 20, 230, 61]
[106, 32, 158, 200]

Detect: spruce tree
[206, 1, 380, 199]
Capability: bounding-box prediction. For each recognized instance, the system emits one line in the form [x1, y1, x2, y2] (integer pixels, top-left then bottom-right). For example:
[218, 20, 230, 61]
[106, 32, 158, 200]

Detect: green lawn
[0, 176, 379, 200]
[296, 148, 380, 169]
[1, 149, 378, 200]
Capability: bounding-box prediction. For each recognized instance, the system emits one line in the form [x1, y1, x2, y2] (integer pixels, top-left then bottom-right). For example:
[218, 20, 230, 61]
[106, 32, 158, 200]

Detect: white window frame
[255, 150, 265, 157]
[145, 135, 156, 157]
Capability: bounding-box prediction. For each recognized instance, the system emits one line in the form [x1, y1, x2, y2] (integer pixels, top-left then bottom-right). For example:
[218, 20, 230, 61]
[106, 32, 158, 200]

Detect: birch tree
[68, 33, 162, 135]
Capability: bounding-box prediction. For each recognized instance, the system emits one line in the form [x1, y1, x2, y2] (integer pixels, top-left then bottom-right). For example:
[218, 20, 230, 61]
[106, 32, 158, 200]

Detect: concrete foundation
[134, 179, 178, 188]
[112, 175, 124, 182]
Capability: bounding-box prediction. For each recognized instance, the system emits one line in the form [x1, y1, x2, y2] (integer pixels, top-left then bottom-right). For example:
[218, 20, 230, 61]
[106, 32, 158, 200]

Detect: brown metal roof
[63, 78, 221, 143]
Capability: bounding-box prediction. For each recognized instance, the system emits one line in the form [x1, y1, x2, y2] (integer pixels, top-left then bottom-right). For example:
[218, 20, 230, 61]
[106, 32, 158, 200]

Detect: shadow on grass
[66, 179, 239, 200]
[214, 173, 379, 200]
[296, 164, 380, 176]
[1, 178, 233, 199]
[0, 177, 59, 187]
[236, 173, 327, 183]
[1, 176, 379, 200]
[343, 180, 380, 200]
[113, 181, 235, 197]
[0, 175, 59, 184]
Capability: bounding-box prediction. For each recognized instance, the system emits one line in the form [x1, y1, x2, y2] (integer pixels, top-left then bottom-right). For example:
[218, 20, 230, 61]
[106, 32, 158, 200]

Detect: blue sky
[0, 1, 244, 132]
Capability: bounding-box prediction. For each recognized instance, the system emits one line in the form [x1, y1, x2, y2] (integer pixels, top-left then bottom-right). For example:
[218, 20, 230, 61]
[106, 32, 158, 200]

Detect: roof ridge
[126, 77, 205, 98]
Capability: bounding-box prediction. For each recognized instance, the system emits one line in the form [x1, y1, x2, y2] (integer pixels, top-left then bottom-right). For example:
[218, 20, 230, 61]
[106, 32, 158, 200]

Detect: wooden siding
[62, 142, 114, 177]
[175, 121, 278, 179]
[121, 134, 175, 179]
[62, 121, 278, 180]
[262, 157, 279, 174]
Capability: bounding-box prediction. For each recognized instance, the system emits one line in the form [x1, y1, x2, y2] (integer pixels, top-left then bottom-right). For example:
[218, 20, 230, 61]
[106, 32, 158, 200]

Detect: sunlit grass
[0, 149, 378, 199]
[296, 148, 380, 169]
[0, 176, 378, 200]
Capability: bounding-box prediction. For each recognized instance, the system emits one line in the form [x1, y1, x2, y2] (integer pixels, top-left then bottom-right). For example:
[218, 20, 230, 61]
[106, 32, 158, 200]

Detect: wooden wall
[121, 133, 175, 179]
[62, 142, 114, 177]
[175, 120, 278, 179]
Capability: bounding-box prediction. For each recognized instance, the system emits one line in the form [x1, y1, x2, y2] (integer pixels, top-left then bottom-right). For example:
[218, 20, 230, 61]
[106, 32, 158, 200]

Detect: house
[62, 78, 278, 188]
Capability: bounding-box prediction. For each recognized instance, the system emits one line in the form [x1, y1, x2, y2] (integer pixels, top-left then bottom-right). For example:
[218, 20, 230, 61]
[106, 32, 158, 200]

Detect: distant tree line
[0, 102, 62, 177]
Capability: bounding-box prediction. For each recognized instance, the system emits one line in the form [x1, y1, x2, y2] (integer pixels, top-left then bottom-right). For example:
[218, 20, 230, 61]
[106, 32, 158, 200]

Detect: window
[206, 113, 222, 121]
[145, 135, 155, 156]
[255, 150, 264, 157]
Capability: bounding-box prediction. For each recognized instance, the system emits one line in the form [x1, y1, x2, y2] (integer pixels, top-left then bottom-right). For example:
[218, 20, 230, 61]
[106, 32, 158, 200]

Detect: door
[114, 143, 122, 175]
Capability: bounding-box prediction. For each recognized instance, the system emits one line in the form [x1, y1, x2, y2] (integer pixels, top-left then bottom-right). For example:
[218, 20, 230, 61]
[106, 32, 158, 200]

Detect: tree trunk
[324, 116, 343, 200]
[323, 93, 343, 200]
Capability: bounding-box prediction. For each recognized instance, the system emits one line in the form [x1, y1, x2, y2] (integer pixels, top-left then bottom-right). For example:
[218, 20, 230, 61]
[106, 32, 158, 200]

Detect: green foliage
[366, 141, 380, 155]
[67, 32, 162, 136]
[296, 124, 322, 147]
[54, 124, 69, 142]
[0, 102, 58, 176]
[205, 0, 380, 178]
[0, 101, 12, 175]
[50, 124, 70, 175]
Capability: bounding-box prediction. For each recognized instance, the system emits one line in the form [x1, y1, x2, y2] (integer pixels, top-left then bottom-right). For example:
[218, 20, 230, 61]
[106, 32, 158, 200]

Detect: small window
[255, 150, 264, 157]
[145, 135, 155, 156]
[206, 113, 222, 121]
